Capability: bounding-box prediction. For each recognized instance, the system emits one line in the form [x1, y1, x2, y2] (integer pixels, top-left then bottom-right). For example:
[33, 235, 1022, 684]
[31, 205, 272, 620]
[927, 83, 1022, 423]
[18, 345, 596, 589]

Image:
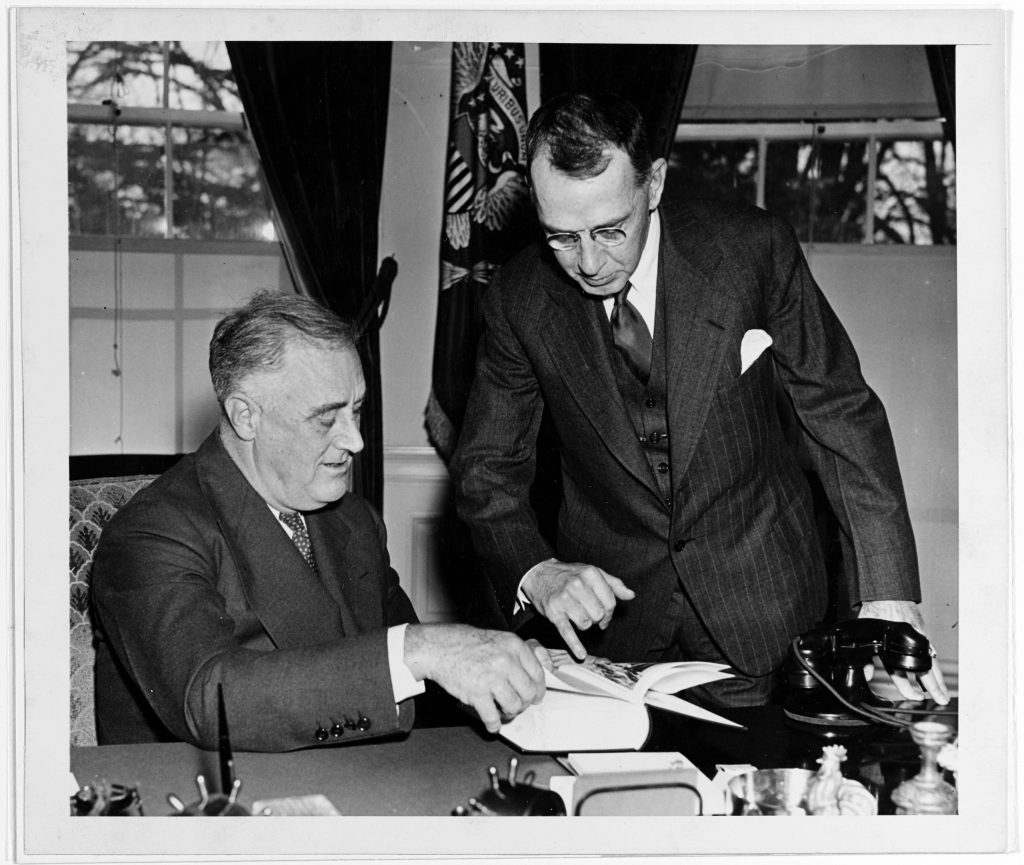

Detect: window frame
[674, 119, 950, 245]
[67, 102, 269, 242]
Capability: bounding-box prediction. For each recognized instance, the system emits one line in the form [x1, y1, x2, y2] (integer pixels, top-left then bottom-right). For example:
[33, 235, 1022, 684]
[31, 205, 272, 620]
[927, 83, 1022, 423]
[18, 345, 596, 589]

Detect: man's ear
[223, 392, 260, 442]
[647, 157, 667, 211]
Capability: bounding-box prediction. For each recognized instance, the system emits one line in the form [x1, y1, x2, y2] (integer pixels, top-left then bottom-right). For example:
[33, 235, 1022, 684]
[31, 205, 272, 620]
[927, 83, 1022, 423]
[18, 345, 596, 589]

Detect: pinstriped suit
[451, 199, 920, 679]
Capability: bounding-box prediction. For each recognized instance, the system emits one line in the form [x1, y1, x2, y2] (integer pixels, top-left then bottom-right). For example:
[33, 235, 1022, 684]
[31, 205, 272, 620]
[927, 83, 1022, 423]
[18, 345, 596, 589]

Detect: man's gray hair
[209, 290, 356, 405]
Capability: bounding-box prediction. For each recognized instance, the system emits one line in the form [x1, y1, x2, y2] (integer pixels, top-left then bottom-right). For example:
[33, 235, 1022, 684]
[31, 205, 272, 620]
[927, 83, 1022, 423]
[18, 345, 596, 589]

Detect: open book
[499, 649, 742, 752]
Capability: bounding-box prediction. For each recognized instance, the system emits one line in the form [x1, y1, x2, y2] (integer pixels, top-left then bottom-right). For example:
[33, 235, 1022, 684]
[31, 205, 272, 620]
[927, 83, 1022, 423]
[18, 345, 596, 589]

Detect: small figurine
[807, 744, 878, 816]
[807, 745, 847, 815]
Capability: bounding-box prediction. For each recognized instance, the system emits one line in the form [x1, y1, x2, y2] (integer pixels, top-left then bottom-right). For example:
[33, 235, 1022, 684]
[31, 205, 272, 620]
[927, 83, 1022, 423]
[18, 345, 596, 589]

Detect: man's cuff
[387, 623, 426, 704]
[513, 558, 557, 615]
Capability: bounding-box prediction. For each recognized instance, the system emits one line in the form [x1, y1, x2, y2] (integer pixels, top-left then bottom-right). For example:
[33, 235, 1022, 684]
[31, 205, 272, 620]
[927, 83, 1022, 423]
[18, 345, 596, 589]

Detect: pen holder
[167, 774, 250, 816]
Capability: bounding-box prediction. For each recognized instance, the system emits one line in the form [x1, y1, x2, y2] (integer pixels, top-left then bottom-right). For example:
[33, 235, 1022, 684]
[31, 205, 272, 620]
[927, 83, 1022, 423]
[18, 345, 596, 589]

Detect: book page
[546, 651, 647, 701]
[546, 650, 732, 701]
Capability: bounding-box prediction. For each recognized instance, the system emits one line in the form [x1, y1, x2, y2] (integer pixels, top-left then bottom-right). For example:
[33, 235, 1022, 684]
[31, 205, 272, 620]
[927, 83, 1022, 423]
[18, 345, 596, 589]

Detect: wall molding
[383, 446, 449, 483]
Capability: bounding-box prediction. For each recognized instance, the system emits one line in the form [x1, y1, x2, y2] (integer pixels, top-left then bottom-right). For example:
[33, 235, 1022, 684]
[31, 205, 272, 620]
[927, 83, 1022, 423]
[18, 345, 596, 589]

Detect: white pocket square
[740, 329, 773, 374]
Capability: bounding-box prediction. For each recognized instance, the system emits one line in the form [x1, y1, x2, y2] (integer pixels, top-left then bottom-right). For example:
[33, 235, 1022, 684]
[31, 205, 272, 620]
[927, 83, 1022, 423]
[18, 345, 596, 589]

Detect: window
[665, 121, 956, 245]
[67, 41, 275, 241]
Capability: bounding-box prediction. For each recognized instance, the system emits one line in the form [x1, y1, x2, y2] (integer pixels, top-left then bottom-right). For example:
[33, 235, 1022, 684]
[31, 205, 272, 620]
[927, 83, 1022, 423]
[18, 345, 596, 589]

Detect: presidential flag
[425, 42, 533, 459]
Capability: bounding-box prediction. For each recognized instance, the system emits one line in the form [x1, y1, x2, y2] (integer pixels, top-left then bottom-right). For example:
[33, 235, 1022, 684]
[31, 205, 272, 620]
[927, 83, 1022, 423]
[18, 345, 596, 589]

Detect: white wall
[807, 244, 958, 667]
[69, 238, 294, 454]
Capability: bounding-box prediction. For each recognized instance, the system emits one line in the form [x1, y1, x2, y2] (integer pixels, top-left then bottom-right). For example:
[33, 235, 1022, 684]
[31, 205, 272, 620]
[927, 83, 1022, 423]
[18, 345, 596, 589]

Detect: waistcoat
[604, 280, 673, 512]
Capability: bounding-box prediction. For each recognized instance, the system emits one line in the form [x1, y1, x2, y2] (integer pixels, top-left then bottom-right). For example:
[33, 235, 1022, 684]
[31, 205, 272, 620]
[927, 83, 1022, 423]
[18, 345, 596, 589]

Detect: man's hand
[859, 599, 950, 705]
[522, 560, 636, 660]
[403, 624, 547, 733]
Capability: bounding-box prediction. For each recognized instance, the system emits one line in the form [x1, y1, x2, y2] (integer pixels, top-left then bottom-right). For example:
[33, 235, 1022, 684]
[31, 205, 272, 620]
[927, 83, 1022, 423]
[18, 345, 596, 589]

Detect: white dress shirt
[601, 207, 660, 336]
[270, 504, 424, 705]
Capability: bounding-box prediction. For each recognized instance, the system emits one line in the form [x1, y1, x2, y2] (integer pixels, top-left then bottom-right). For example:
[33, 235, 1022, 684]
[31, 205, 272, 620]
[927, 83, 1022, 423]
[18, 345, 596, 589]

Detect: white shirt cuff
[387, 623, 425, 704]
[513, 558, 557, 615]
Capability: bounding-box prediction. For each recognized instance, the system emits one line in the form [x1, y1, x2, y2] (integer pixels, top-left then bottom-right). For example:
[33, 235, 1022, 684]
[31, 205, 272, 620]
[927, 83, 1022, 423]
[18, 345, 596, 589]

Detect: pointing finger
[555, 618, 587, 661]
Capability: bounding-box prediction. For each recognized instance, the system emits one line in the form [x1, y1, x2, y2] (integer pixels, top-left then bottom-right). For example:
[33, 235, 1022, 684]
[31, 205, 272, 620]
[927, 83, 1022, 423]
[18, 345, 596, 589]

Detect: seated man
[92, 290, 547, 752]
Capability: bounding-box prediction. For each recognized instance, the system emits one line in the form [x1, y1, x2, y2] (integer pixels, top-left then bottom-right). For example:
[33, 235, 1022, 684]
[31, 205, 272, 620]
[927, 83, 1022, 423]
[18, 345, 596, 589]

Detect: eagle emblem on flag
[427, 41, 533, 458]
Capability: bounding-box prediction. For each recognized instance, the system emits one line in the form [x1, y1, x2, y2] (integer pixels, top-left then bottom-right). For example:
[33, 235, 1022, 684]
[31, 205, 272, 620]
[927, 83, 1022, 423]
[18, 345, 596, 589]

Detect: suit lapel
[538, 270, 656, 491]
[659, 207, 735, 483]
[195, 432, 347, 648]
[306, 508, 361, 635]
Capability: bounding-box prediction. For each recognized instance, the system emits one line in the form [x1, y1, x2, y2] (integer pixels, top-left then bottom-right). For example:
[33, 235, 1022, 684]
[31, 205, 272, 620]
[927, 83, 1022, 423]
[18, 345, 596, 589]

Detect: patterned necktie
[610, 282, 653, 384]
[279, 511, 318, 574]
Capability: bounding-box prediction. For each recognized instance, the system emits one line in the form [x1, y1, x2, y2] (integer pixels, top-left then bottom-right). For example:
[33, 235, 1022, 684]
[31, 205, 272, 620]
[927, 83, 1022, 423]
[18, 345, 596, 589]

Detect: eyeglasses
[545, 227, 628, 252]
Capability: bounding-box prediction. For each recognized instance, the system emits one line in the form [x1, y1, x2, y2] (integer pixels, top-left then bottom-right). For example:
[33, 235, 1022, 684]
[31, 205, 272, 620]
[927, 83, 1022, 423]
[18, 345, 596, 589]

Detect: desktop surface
[71, 692, 956, 817]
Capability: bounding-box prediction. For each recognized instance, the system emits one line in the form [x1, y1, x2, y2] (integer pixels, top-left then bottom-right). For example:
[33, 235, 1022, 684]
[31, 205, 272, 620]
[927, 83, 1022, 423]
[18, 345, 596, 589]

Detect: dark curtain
[538, 44, 698, 161]
[925, 45, 956, 146]
[226, 41, 395, 511]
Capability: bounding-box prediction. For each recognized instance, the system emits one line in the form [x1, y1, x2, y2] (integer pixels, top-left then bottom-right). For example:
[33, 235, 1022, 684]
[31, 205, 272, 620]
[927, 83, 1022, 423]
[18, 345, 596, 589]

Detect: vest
[604, 279, 673, 512]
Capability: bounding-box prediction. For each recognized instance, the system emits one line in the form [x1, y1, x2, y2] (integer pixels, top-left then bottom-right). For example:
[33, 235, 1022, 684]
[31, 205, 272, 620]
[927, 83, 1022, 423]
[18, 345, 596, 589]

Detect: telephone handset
[783, 617, 933, 727]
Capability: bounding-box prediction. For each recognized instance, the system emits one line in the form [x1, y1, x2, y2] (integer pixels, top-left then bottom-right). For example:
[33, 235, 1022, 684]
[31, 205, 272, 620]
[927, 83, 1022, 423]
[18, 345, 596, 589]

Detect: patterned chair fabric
[70, 475, 157, 746]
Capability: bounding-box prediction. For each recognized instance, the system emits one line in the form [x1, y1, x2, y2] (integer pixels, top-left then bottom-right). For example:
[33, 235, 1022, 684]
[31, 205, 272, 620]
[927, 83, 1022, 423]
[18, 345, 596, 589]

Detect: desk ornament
[890, 720, 957, 815]
[806, 745, 877, 815]
[727, 746, 876, 816]
[70, 780, 143, 816]
[167, 684, 249, 816]
[452, 756, 566, 816]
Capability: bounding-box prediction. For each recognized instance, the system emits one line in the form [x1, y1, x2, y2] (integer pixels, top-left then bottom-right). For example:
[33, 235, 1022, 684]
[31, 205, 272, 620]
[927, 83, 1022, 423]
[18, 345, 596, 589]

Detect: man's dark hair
[209, 290, 356, 405]
[525, 91, 652, 184]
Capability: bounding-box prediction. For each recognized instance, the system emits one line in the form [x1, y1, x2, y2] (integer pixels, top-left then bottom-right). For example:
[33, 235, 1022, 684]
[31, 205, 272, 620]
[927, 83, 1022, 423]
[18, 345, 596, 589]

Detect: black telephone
[783, 618, 933, 727]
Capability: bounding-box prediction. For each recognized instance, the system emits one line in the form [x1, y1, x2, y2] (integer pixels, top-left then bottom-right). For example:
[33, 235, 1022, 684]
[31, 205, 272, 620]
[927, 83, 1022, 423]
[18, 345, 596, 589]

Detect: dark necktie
[279, 511, 318, 574]
[610, 282, 653, 384]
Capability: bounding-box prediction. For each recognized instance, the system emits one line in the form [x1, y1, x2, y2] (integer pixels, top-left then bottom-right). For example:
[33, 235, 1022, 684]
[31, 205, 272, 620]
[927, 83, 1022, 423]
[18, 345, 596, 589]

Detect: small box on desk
[551, 768, 704, 816]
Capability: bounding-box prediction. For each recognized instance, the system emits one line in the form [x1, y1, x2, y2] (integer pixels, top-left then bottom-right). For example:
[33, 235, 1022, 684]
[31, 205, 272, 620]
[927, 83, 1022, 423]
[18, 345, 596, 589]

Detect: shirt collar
[267, 503, 305, 533]
[630, 208, 661, 297]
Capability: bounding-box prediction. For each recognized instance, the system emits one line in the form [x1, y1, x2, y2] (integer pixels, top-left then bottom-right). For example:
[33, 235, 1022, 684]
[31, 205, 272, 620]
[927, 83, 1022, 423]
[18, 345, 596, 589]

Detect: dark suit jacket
[92, 430, 418, 752]
[451, 199, 920, 676]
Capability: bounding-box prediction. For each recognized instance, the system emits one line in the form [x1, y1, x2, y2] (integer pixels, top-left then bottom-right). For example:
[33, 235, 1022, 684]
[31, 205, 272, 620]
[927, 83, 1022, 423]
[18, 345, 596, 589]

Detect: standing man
[92, 291, 547, 751]
[450, 92, 948, 707]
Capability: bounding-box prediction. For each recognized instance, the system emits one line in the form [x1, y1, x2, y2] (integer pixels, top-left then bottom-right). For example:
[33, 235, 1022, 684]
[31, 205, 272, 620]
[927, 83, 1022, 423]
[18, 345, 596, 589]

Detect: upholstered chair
[69, 475, 157, 746]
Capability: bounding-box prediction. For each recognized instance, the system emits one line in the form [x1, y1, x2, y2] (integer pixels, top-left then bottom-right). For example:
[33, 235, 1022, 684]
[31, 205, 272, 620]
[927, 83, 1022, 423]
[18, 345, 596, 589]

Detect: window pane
[68, 123, 167, 236]
[664, 140, 758, 206]
[764, 139, 868, 243]
[874, 140, 956, 245]
[67, 41, 241, 111]
[167, 42, 242, 112]
[68, 42, 167, 108]
[171, 127, 274, 241]
[809, 140, 868, 243]
[764, 140, 813, 241]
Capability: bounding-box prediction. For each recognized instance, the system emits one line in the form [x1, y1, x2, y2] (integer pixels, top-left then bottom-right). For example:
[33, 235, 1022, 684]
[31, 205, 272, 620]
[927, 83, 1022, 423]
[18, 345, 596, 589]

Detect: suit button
[645, 397, 656, 408]
[330, 722, 344, 737]
[673, 539, 687, 552]
[357, 714, 372, 732]
[344, 716, 358, 730]
[664, 497, 673, 509]
[315, 727, 329, 742]
[657, 462, 669, 474]
[649, 432, 661, 443]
